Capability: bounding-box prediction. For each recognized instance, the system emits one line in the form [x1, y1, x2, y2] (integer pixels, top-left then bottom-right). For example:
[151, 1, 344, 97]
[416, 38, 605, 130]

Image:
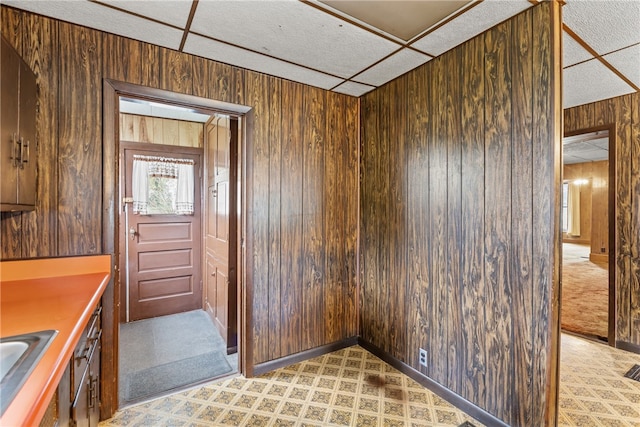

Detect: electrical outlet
[419, 348, 427, 367]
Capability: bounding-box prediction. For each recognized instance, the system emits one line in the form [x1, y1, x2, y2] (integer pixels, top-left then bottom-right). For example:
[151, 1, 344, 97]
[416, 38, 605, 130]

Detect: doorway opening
[102, 80, 250, 413]
[560, 126, 615, 344]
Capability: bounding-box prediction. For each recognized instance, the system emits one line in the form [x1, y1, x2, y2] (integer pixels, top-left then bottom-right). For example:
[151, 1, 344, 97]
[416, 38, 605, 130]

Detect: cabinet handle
[10, 133, 19, 167]
[88, 377, 97, 408]
[19, 137, 29, 167]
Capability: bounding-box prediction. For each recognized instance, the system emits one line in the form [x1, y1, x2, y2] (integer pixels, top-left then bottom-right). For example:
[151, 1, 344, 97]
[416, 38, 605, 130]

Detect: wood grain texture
[406, 65, 430, 373]
[244, 70, 270, 365]
[484, 18, 514, 419]
[279, 80, 303, 356]
[344, 95, 359, 338]
[57, 22, 103, 256]
[22, 12, 58, 258]
[511, 10, 534, 427]
[301, 86, 326, 350]
[267, 77, 282, 360]
[460, 34, 487, 412]
[631, 93, 640, 345]
[359, 3, 561, 425]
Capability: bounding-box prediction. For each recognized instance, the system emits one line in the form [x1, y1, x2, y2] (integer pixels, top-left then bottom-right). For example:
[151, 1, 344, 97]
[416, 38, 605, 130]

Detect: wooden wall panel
[511, 10, 534, 427]
[483, 19, 513, 419]
[564, 92, 640, 347]
[119, 113, 203, 147]
[405, 65, 430, 373]
[57, 22, 103, 256]
[279, 80, 303, 356]
[344, 95, 359, 338]
[267, 77, 282, 360]
[359, 3, 561, 425]
[301, 86, 326, 350]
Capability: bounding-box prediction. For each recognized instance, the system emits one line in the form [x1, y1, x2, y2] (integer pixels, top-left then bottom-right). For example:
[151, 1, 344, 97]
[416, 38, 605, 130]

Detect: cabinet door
[70, 370, 90, 427]
[88, 340, 100, 427]
[17, 59, 36, 205]
[1, 37, 19, 205]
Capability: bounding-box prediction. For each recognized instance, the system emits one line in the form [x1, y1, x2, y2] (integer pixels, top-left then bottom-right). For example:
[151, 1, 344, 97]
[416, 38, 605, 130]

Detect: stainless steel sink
[0, 330, 57, 416]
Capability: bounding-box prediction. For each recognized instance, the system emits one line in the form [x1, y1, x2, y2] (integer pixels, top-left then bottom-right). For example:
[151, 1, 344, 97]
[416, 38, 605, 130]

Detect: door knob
[129, 228, 137, 240]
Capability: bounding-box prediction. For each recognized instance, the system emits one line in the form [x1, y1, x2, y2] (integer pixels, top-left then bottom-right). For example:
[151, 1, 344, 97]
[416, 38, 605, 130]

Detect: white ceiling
[3, 0, 639, 106]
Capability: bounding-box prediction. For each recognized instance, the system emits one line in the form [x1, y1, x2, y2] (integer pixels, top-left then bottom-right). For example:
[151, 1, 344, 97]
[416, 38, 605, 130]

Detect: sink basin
[0, 330, 58, 416]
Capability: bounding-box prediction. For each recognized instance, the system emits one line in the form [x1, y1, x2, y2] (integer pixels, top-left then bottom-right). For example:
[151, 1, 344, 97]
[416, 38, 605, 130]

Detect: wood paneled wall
[565, 92, 640, 348]
[1, 4, 358, 368]
[360, 3, 562, 426]
[119, 113, 204, 147]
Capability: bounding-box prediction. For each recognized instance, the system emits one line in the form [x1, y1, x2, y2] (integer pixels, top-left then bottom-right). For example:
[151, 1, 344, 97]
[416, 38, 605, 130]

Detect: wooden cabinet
[1, 35, 37, 211]
[57, 305, 102, 427]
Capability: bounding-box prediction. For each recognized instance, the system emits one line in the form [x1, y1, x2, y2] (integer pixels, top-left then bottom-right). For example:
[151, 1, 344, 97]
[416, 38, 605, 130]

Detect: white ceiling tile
[602, 44, 640, 88]
[353, 48, 432, 87]
[183, 34, 343, 90]
[563, 30, 594, 67]
[563, 59, 635, 108]
[332, 81, 375, 97]
[3, 0, 183, 49]
[411, 0, 532, 56]
[95, 0, 192, 28]
[563, 0, 640, 55]
[190, 0, 400, 79]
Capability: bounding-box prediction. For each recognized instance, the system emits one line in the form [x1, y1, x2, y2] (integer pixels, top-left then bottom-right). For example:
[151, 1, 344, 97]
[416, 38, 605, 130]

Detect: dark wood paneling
[280, 80, 303, 356]
[244, 70, 271, 364]
[510, 10, 534, 427]
[267, 77, 282, 360]
[483, 18, 513, 419]
[344, 95, 359, 338]
[359, 3, 561, 426]
[57, 22, 102, 256]
[564, 91, 640, 348]
[324, 93, 344, 343]
[301, 86, 326, 350]
[22, 13, 58, 258]
[406, 65, 430, 373]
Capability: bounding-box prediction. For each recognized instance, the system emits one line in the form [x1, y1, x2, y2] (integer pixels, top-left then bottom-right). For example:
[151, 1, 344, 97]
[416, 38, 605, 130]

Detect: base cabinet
[56, 305, 102, 427]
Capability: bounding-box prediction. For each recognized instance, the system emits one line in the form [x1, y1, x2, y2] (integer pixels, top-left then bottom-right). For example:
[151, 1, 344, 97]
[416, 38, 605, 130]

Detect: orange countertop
[0, 255, 111, 427]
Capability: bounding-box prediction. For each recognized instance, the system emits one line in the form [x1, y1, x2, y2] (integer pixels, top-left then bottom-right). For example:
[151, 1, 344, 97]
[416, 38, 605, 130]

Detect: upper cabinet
[1, 36, 37, 212]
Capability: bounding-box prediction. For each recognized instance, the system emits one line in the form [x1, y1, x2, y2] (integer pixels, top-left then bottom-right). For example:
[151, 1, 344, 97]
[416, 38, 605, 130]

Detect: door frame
[562, 123, 616, 345]
[102, 79, 251, 418]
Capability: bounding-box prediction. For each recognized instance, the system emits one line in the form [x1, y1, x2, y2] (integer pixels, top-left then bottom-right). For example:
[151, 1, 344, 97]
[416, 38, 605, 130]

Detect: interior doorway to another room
[560, 127, 614, 343]
[116, 96, 242, 407]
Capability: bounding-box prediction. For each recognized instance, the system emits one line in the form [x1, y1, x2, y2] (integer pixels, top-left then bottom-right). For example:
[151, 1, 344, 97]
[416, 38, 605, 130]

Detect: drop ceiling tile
[3, 0, 183, 49]
[353, 48, 432, 87]
[563, 30, 594, 67]
[602, 44, 640, 88]
[563, 59, 635, 108]
[332, 81, 375, 97]
[183, 34, 343, 90]
[95, 0, 192, 29]
[563, 0, 640, 55]
[411, 0, 532, 56]
[190, 0, 400, 79]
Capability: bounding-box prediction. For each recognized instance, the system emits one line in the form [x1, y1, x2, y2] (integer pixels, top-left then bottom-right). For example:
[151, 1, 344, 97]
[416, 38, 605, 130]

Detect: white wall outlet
[419, 348, 427, 367]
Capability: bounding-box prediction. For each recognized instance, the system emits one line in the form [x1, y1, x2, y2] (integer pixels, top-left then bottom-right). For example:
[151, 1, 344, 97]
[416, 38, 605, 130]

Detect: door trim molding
[563, 123, 616, 345]
[102, 79, 251, 418]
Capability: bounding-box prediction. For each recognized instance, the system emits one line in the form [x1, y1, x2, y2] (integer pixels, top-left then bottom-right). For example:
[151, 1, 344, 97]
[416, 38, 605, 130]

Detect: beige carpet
[561, 244, 609, 339]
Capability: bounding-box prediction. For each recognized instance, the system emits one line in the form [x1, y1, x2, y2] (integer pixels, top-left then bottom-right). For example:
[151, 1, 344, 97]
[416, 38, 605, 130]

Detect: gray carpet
[119, 310, 232, 404]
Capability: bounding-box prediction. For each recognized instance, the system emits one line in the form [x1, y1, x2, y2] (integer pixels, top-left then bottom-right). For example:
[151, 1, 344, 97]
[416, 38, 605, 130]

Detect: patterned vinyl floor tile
[100, 335, 640, 426]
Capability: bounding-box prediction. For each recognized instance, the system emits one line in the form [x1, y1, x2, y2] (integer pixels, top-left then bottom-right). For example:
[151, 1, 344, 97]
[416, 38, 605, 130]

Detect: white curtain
[567, 181, 581, 237]
[131, 155, 194, 215]
[175, 163, 194, 215]
[132, 159, 149, 214]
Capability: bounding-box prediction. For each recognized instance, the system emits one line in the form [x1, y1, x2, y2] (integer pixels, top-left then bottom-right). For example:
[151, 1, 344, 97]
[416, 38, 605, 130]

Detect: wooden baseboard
[251, 337, 358, 377]
[589, 253, 608, 263]
[357, 338, 509, 427]
[616, 340, 640, 355]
